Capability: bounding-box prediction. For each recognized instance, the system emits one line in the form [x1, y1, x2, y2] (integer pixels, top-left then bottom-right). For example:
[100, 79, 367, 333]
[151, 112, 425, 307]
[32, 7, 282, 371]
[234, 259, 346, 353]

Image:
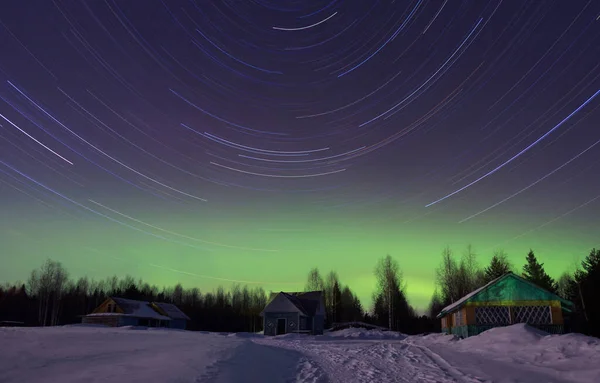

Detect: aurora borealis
[1, 1, 599, 311]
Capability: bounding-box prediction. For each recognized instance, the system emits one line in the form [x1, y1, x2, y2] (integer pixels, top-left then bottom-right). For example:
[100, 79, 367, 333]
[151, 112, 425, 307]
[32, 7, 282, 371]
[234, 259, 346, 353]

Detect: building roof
[84, 297, 190, 322]
[436, 273, 574, 318]
[110, 297, 172, 320]
[261, 291, 324, 317]
[153, 302, 191, 320]
[85, 312, 171, 319]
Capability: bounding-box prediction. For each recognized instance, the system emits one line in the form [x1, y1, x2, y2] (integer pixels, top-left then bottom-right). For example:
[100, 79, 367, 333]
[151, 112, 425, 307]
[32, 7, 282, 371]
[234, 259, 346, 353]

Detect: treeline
[427, 246, 600, 338]
[0, 259, 268, 332]
[0, 255, 436, 334]
[304, 255, 436, 334]
[1, 247, 598, 337]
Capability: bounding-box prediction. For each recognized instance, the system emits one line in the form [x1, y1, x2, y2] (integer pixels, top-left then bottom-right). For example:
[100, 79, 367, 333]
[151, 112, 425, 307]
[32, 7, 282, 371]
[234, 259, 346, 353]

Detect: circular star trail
[1, 1, 599, 309]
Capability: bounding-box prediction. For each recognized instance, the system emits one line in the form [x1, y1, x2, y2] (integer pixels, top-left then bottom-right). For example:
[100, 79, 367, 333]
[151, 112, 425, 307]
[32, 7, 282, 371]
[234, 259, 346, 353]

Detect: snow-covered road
[1, 325, 598, 383]
[255, 334, 595, 383]
[255, 338, 471, 383]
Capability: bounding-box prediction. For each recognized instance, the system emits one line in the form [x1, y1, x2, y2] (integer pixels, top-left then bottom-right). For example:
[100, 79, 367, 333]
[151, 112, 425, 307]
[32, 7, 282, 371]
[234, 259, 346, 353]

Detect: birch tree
[26, 259, 69, 326]
[305, 267, 325, 291]
[374, 255, 402, 330]
[324, 271, 341, 323]
[436, 247, 459, 304]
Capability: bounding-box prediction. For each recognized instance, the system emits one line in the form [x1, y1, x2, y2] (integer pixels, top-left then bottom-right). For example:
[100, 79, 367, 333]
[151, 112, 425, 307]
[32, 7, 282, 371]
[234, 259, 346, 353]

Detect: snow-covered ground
[1, 324, 598, 383]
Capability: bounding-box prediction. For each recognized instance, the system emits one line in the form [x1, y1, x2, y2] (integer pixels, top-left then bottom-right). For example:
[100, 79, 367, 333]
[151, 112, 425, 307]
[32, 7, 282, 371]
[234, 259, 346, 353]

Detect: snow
[109, 297, 172, 321]
[1, 324, 599, 383]
[323, 327, 407, 340]
[152, 302, 191, 320]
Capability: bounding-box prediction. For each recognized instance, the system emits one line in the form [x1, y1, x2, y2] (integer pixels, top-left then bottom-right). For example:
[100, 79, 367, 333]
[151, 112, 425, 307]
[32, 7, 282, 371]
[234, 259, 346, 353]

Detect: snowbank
[324, 327, 407, 340]
[454, 324, 600, 358]
[422, 324, 600, 383]
[265, 327, 407, 341]
[61, 323, 110, 329]
[408, 332, 459, 344]
[459, 323, 549, 349]
[227, 332, 265, 339]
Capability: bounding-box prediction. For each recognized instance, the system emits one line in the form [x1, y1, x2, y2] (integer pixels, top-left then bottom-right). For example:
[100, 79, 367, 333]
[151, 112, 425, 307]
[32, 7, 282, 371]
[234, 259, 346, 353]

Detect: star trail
[1, 1, 599, 309]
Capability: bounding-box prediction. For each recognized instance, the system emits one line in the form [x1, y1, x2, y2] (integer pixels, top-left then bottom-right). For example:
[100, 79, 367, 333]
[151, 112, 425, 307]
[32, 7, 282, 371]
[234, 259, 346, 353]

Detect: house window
[107, 303, 115, 313]
[453, 310, 463, 326]
[513, 306, 551, 324]
[475, 306, 510, 325]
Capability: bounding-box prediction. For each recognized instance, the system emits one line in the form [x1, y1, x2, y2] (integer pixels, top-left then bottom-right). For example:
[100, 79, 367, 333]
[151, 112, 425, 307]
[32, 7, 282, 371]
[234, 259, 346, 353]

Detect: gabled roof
[436, 272, 573, 318]
[261, 291, 323, 317]
[86, 297, 191, 321]
[153, 302, 191, 320]
[283, 293, 313, 316]
[110, 297, 171, 320]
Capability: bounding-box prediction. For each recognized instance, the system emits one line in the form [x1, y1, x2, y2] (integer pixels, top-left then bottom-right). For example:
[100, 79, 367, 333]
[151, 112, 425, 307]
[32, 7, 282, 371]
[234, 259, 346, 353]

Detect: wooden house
[436, 272, 573, 338]
[260, 291, 325, 336]
[81, 297, 190, 330]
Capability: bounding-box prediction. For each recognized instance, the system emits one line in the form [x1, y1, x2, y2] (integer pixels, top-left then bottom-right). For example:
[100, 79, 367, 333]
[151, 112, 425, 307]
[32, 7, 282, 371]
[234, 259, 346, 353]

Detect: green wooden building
[436, 272, 573, 338]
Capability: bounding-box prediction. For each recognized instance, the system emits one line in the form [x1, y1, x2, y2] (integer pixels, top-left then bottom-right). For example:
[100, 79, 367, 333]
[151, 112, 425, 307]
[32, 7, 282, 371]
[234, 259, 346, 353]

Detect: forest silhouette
[1, 247, 598, 338]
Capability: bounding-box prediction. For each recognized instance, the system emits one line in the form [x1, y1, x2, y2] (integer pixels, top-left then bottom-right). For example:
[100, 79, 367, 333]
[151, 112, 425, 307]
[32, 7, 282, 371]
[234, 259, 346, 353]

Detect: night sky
[1, 1, 599, 310]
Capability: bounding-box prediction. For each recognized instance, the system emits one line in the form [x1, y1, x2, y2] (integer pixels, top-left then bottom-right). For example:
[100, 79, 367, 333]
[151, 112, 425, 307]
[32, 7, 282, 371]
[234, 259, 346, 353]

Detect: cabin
[81, 297, 190, 330]
[436, 272, 574, 338]
[260, 291, 325, 336]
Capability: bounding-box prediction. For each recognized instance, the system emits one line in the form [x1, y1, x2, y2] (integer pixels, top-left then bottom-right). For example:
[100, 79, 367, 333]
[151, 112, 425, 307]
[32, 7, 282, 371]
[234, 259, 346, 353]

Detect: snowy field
[1, 324, 599, 383]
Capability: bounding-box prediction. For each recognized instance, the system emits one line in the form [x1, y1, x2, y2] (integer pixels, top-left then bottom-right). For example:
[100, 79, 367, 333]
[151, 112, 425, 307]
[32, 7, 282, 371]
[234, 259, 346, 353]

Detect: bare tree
[249, 286, 267, 332]
[230, 284, 243, 315]
[458, 244, 481, 295]
[557, 272, 574, 300]
[436, 247, 458, 304]
[119, 275, 136, 292]
[241, 285, 251, 328]
[75, 277, 90, 315]
[324, 271, 342, 323]
[215, 286, 228, 309]
[305, 267, 325, 291]
[428, 288, 444, 318]
[50, 267, 69, 326]
[27, 259, 69, 326]
[185, 287, 201, 307]
[172, 283, 184, 305]
[107, 276, 119, 296]
[374, 255, 402, 330]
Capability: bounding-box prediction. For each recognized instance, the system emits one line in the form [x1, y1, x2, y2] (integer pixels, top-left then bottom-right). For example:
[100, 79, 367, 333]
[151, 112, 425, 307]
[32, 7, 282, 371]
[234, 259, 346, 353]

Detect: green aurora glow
[2, 196, 596, 312]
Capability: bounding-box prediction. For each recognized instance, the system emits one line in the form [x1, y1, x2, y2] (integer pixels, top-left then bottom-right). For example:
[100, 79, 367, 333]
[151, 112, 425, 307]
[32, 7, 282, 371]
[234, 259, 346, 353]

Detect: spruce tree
[522, 250, 556, 293]
[484, 251, 512, 283]
[581, 248, 600, 277]
[575, 248, 600, 336]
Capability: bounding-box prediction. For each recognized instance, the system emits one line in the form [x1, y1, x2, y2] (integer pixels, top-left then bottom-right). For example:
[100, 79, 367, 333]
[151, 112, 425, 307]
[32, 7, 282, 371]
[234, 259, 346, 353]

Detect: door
[276, 318, 286, 335]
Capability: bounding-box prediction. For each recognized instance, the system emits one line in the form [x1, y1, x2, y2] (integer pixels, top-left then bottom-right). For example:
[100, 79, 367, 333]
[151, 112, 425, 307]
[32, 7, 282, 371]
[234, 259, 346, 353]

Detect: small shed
[436, 272, 573, 338]
[260, 291, 325, 336]
[82, 297, 189, 329]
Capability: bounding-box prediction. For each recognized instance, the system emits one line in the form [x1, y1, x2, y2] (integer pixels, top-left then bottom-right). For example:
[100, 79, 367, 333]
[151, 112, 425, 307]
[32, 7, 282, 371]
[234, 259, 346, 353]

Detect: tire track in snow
[409, 344, 491, 383]
[256, 338, 468, 382]
[197, 340, 328, 383]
